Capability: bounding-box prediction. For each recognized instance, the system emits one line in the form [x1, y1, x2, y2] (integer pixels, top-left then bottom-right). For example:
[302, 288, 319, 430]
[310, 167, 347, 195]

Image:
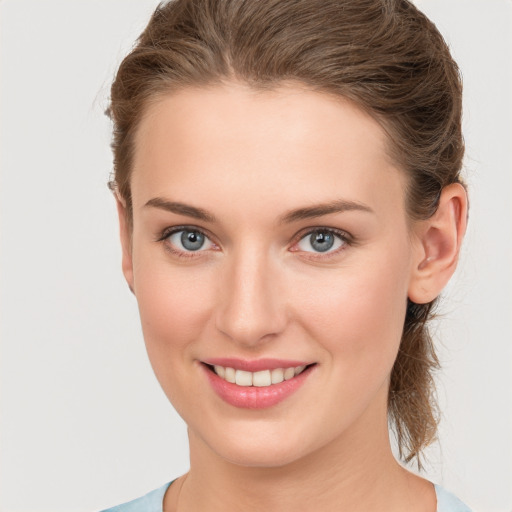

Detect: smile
[201, 359, 316, 409]
[211, 365, 307, 387]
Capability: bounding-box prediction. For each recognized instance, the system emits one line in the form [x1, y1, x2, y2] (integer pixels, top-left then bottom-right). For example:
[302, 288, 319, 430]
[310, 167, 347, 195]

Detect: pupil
[310, 231, 334, 252]
[181, 230, 204, 251]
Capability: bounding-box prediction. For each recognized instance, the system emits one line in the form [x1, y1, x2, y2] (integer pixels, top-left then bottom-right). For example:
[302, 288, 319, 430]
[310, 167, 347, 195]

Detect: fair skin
[117, 82, 467, 512]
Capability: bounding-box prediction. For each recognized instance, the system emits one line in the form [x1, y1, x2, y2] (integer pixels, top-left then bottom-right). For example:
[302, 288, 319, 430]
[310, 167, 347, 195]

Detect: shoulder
[435, 484, 473, 512]
[99, 482, 172, 512]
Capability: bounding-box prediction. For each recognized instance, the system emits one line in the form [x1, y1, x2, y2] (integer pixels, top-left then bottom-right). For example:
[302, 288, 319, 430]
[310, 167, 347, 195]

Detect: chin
[213, 439, 309, 468]
[191, 417, 330, 469]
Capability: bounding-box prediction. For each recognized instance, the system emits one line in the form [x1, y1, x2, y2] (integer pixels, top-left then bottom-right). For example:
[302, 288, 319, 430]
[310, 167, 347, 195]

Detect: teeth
[284, 367, 295, 380]
[294, 365, 305, 375]
[235, 370, 253, 387]
[225, 367, 236, 383]
[212, 364, 307, 387]
[253, 370, 271, 387]
[214, 365, 225, 378]
[271, 368, 284, 384]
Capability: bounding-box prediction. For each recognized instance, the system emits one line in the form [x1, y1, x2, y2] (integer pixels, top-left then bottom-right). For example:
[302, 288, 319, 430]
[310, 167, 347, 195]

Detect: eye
[295, 229, 347, 254]
[165, 228, 215, 253]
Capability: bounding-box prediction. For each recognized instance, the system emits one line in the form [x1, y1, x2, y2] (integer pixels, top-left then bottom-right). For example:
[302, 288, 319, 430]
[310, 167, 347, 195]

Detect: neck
[170, 395, 434, 512]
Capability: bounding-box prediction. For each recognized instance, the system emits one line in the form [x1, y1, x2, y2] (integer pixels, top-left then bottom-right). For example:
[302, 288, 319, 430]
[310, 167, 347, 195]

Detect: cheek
[132, 253, 215, 381]
[293, 250, 410, 372]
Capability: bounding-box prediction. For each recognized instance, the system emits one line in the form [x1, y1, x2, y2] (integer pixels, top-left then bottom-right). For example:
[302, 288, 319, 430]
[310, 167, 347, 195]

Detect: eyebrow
[144, 197, 374, 224]
[279, 199, 374, 224]
[144, 198, 216, 222]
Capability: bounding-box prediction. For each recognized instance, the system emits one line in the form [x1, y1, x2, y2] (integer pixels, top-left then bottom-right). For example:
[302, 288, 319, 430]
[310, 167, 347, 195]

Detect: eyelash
[156, 226, 353, 260]
[156, 225, 219, 259]
[290, 227, 352, 260]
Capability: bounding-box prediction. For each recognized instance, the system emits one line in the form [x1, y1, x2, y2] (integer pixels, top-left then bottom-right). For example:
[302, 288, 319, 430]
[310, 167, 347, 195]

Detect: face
[121, 82, 421, 468]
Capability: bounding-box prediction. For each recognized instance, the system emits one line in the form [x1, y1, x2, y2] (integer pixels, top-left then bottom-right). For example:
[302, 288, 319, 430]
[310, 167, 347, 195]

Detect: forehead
[131, 82, 406, 216]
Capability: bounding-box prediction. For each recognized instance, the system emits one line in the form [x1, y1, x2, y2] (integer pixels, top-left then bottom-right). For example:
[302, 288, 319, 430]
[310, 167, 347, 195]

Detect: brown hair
[108, 0, 464, 465]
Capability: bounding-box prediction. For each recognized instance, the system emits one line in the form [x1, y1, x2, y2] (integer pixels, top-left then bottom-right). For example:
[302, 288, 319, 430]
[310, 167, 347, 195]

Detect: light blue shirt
[100, 481, 473, 511]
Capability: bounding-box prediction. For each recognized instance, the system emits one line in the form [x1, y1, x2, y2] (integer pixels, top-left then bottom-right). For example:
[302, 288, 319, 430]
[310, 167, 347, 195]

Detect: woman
[102, 0, 471, 510]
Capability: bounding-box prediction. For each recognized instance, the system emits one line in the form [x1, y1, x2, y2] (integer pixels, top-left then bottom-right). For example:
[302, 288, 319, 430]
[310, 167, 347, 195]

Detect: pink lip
[200, 361, 315, 409]
[202, 357, 311, 372]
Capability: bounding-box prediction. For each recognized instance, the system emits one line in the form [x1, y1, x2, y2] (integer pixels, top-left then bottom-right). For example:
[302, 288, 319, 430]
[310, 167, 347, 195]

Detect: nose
[214, 248, 288, 348]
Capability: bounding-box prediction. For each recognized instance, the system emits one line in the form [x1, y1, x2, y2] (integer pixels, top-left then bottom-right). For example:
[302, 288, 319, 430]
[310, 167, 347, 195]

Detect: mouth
[204, 363, 310, 387]
[200, 360, 316, 409]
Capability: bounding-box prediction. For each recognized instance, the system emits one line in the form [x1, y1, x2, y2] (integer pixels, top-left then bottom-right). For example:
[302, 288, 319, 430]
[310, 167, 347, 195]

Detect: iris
[181, 230, 205, 251]
[309, 231, 335, 252]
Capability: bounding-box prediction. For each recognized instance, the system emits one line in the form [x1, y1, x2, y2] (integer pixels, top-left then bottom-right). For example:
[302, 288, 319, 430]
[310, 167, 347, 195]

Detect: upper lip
[201, 357, 313, 372]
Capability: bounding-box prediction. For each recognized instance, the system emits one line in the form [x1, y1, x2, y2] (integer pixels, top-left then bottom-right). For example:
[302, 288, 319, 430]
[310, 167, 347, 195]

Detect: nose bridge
[215, 243, 286, 346]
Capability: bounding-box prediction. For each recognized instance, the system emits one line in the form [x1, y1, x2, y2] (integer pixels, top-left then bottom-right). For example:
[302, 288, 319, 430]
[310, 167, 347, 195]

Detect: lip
[200, 359, 315, 409]
[202, 357, 312, 372]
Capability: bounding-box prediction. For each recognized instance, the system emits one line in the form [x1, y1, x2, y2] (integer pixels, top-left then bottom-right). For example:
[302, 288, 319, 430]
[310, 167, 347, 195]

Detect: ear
[408, 183, 468, 304]
[116, 197, 135, 294]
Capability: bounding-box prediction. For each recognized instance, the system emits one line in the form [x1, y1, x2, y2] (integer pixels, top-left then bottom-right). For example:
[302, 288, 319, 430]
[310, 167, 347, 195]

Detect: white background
[0, 1, 511, 511]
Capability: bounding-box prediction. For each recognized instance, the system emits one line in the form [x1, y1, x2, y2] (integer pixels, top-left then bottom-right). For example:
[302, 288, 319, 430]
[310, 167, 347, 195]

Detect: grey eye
[297, 230, 344, 253]
[168, 229, 212, 252]
[181, 230, 204, 251]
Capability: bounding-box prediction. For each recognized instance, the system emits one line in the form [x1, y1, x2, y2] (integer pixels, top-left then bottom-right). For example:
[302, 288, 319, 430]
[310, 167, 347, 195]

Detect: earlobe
[116, 198, 135, 294]
[408, 183, 468, 304]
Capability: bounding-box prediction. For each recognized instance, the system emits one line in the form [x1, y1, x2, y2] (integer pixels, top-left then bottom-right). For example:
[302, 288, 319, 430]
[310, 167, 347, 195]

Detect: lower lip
[202, 364, 314, 409]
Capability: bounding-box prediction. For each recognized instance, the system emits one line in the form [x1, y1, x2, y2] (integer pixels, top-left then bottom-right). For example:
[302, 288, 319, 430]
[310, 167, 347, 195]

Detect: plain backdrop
[1, 1, 511, 511]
